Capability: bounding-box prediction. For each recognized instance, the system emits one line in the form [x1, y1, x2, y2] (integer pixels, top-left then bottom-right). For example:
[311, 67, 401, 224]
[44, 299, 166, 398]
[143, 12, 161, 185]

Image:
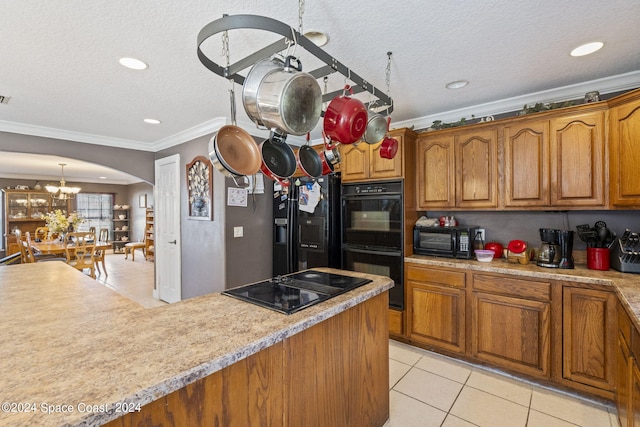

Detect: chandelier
[45, 163, 81, 200]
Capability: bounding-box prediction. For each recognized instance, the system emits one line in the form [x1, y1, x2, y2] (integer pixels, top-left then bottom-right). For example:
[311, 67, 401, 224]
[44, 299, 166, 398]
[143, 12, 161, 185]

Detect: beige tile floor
[90, 258, 619, 426]
[387, 340, 619, 427]
[94, 250, 166, 308]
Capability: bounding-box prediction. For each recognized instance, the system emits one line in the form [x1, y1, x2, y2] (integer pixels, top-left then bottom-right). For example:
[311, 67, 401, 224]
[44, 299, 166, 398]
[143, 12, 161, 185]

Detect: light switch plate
[233, 226, 243, 238]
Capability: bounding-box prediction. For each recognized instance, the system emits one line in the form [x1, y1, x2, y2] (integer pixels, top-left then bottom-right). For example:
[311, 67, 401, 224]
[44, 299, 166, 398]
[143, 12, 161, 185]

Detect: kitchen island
[0, 262, 392, 427]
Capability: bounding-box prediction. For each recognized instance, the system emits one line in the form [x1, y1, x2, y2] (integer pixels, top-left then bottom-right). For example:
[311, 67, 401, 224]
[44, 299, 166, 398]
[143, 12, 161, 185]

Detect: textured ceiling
[1, 0, 639, 159]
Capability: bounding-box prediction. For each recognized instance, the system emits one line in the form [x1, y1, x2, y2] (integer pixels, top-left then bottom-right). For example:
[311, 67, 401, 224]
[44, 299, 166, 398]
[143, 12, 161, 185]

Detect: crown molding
[0, 120, 154, 151]
[392, 70, 640, 131]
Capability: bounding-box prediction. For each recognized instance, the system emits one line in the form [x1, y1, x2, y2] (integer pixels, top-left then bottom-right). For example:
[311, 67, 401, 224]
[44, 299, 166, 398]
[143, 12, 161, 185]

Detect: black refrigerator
[273, 174, 341, 276]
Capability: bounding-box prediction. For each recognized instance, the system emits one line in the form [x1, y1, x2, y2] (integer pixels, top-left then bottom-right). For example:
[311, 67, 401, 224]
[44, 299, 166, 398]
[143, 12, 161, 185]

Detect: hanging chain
[298, 0, 305, 34]
[221, 30, 230, 67]
[385, 52, 392, 95]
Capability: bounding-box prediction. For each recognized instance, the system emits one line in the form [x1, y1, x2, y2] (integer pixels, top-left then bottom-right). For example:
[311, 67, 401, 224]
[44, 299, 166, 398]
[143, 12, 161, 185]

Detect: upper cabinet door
[609, 97, 640, 208]
[550, 111, 606, 207]
[455, 128, 499, 209]
[503, 120, 550, 207]
[339, 143, 369, 182]
[416, 134, 455, 209]
[370, 136, 403, 179]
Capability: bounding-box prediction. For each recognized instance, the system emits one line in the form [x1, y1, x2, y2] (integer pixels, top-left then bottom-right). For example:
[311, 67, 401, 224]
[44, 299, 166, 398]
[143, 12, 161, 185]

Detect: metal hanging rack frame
[197, 14, 393, 114]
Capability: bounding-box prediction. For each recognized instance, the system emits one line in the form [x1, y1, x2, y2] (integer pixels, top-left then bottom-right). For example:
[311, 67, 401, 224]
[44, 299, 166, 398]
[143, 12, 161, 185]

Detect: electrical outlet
[233, 226, 243, 238]
[477, 228, 486, 241]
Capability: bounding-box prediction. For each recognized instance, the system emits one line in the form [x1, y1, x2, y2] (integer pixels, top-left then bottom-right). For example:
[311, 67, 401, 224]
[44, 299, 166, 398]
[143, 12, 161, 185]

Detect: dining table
[31, 239, 112, 255]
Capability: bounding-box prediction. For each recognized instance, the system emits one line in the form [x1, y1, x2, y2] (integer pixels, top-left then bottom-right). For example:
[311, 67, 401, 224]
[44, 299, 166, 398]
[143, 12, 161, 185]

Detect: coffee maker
[537, 228, 575, 269]
[537, 228, 560, 268]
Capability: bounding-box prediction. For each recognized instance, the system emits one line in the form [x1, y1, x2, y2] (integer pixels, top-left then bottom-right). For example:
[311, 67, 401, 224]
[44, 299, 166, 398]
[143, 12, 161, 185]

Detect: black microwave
[413, 225, 479, 259]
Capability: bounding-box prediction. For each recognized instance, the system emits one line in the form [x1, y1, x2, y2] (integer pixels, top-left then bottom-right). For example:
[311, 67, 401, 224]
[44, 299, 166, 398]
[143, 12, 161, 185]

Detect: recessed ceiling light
[570, 42, 604, 57]
[144, 118, 161, 124]
[303, 30, 329, 47]
[446, 80, 469, 89]
[119, 57, 148, 70]
[99, 176, 107, 180]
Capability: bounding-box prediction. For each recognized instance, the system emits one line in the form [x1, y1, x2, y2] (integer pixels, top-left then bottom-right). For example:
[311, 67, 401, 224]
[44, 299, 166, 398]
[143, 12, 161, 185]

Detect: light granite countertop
[406, 254, 640, 330]
[0, 262, 393, 427]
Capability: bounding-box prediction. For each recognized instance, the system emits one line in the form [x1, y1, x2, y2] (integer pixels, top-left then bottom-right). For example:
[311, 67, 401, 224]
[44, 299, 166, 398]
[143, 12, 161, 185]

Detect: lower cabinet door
[471, 292, 550, 378]
[633, 361, 640, 427]
[562, 287, 616, 391]
[408, 281, 465, 353]
[617, 333, 632, 427]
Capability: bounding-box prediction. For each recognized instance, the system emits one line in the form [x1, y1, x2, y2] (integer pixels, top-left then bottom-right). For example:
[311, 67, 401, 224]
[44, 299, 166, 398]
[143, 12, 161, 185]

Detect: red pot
[323, 85, 368, 145]
[379, 136, 398, 159]
[484, 242, 504, 258]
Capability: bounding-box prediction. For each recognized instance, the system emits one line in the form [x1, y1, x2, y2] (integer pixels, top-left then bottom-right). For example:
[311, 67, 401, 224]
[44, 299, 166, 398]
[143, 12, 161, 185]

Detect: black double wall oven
[341, 181, 404, 310]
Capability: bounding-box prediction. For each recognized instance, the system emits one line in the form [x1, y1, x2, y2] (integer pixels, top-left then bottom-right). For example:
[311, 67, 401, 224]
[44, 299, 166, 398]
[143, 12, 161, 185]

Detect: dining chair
[34, 226, 50, 241]
[94, 228, 109, 276]
[20, 232, 64, 263]
[64, 231, 97, 278]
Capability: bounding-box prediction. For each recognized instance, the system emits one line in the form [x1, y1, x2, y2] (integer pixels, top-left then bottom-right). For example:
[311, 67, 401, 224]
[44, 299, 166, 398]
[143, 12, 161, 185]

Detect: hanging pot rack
[196, 14, 393, 115]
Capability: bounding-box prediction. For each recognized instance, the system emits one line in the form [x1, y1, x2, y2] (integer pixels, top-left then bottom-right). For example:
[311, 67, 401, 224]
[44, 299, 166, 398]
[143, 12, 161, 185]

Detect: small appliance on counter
[611, 230, 640, 273]
[536, 228, 574, 269]
[413, 224, 479, 259]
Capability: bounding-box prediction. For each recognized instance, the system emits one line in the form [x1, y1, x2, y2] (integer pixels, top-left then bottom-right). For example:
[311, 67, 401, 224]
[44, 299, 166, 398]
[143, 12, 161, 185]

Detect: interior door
[155, 154, 182, 303]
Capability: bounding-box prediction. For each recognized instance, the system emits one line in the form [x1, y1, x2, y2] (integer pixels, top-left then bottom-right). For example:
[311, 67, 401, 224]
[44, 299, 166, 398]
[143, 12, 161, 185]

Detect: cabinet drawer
[473, 273, 551, 301]
[406, 265, 466, 288]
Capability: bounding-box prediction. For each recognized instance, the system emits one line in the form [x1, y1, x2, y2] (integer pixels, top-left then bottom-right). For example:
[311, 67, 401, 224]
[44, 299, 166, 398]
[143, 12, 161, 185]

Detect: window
[76, 193, 114, 239]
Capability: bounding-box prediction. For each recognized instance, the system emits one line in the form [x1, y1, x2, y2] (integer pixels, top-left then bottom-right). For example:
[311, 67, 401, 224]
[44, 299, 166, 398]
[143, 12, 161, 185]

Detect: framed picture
[139, 194, 147, 208]
[186, 155, 213, 220]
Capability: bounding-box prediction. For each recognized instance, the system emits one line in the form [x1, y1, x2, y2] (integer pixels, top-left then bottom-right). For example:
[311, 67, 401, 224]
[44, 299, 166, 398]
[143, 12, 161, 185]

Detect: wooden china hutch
[2, 189, 71, 256]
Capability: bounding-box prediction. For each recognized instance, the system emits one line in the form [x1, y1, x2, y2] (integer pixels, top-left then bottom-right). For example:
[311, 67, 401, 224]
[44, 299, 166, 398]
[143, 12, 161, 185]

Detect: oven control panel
[343, 181, 403, 196]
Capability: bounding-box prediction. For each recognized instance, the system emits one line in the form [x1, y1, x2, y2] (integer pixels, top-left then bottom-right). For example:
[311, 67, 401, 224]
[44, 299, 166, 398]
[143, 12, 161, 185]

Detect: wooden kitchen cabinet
[562, 286, 616, 393]
[404, 260, 630, 402]
[503, 119, 550, 207]
[617, 305, 633, 427]
[471, 273, 551, 378]
[416, 133, 455, 208]
[609, 90, 640, 208]
[614, 302, 640, 427]
[550, 110, 606, 207]
[416, 126, 498, 209]
[618, 332, 632, 427]
[339, 128, 416, 183]
[503, 107, 606, 209]
[455, 127, 499, 208]
[406, 264, 466, 354]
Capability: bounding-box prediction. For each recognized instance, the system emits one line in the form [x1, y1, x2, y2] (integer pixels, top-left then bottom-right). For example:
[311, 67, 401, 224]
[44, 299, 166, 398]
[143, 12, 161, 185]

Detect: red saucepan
[259, 132, 297, 187]
[319, 150, 337, 175]
[379, 136, 399, 159]
[318, 132, 341, 175]
[296, 134, 323, 178]
[323, 85, 368, 144]
[377, 116, 397, 159]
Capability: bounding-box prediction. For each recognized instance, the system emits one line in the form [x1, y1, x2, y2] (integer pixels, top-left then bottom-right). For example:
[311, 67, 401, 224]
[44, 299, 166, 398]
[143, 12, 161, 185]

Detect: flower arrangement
[41, 210, 85, 234]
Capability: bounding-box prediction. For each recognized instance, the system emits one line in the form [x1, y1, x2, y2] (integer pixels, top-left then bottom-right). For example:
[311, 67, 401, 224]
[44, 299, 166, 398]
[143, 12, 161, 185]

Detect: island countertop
[406, 254, 640, 331]
[0, 262, 393, 427]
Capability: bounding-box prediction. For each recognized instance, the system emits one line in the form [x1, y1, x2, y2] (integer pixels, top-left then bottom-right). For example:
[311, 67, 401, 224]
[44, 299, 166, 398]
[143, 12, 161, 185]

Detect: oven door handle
[342, 194, 402, 201]
[343, 246, 401, 257]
